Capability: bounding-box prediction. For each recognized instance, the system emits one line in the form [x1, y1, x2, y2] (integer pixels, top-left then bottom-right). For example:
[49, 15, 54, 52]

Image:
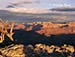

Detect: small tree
[0, 18, 14, 43]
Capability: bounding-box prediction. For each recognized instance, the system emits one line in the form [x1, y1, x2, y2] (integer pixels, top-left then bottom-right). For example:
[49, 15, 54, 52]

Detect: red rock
[15, 24, 25, 29]
[68, 22, 75, 27]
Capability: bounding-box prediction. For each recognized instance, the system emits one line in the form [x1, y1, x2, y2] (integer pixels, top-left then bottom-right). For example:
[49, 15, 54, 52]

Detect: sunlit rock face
[68, 22, 75, 27]
[29, 22, 75, 36]
[15, 24, 25, 29]
[1, 21, 75, 46]
[42, 22, 60, 29]
[14, 22, 75, 37]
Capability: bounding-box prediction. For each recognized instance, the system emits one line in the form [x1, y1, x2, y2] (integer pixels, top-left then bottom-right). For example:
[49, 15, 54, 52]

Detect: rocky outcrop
[32, 22, 75, 36]
[15, 24, 25, 29]
[0, 44, 25, 57]
[14, 22, 75, 37]
[0, 44, 75, 57]
[68, 22, 75, 27]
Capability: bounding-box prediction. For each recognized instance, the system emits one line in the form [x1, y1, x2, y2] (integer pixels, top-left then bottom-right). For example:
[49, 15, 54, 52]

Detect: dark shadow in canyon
[0, 29, 75, 47]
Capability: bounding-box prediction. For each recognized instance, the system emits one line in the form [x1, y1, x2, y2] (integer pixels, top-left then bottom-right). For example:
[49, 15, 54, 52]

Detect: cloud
[6, 0, 73, 9]
[6, 8, 50, 14]
[9, 0, 40, 5]
[6, 0, 40, 8]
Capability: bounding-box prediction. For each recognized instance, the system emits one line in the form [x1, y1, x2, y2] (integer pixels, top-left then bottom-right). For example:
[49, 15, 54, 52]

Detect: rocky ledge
[0, 44, 75, 57]
[0, 44, 25, 57]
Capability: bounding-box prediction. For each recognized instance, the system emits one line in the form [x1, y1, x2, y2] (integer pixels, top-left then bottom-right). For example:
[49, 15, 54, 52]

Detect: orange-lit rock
[33, 22, 75, 36]
[15, 24, 25, 29]
[26, 26, 33, 31]
[14, 22, 75, 37]
[68, 22, 75, 27]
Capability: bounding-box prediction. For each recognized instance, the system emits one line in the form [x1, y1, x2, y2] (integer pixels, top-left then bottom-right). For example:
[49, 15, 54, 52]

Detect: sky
[0, 0, 75, 9]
